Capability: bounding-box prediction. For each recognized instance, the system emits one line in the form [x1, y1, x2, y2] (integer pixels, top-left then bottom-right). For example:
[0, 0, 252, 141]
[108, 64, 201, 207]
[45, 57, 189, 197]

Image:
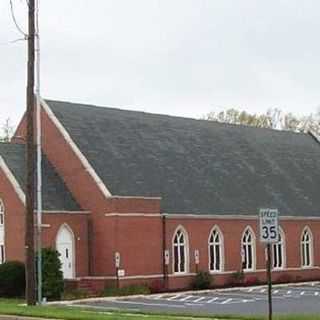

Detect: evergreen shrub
[0, 261, 25, 297]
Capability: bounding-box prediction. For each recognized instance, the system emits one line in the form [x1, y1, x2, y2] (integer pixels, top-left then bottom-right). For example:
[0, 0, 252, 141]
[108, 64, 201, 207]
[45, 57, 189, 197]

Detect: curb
[0, 316, 57, 320]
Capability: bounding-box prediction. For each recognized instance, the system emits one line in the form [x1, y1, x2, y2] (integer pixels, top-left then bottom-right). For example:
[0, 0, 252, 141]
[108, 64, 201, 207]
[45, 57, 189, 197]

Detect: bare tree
[0, 118, 14, 142]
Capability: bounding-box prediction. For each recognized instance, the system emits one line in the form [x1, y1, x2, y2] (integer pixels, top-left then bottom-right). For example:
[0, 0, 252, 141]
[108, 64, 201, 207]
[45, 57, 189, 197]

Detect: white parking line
[133, 284, 320, 309]
[193, 297, 206, 303]
[179, 295, 194, 302]
[207, 297, 219, 303]
[167, 294, 182, 301]
[221, 298, 233, 305]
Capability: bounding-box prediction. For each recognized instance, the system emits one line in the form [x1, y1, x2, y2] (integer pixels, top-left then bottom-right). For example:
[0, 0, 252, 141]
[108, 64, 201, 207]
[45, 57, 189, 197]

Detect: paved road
[70, 283, 320, 316]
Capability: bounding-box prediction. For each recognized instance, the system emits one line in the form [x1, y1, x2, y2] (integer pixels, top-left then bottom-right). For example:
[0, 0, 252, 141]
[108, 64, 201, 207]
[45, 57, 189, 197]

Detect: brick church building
[1, 99, 320, 293]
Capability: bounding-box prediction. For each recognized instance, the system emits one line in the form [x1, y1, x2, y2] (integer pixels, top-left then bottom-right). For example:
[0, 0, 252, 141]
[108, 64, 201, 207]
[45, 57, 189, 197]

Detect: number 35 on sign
[259, 208, 279, 243]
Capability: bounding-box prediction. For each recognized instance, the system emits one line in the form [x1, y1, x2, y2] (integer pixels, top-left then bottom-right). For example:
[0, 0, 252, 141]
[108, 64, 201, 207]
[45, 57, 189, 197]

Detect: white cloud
[1, 0, 320, 128]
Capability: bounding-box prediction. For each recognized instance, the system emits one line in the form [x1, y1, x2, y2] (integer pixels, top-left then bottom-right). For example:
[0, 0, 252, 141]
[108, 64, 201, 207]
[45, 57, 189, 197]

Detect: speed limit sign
[259, 208, 279, 320]
[259, 208, 279, 243]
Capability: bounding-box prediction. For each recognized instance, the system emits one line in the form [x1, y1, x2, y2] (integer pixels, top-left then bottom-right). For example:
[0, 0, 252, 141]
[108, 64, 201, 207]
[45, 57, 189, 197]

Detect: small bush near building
[39, 248, 64, 301]
[192, 271, 212, 290]
[103, 284, 150, 297]
[0, 261, 25, 297]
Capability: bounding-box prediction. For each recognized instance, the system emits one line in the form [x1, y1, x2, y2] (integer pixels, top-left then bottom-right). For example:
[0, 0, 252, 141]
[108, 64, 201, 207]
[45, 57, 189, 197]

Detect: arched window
[301, 227, 313, 267]
[272, 227, 285, 269]
[0, 199, 5, 264]
[173, 227, 189, 273]
[242, 227, 255, 271]
[208, 226, 223, 272]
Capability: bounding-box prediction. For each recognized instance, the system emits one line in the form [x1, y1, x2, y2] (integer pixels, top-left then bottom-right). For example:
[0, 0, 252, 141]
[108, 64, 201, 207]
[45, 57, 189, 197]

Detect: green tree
[38, 248, 64, 301]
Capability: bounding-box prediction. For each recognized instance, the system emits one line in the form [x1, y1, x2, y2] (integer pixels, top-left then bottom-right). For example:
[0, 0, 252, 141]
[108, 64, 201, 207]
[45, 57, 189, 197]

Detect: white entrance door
[56, 225, 75, 279]
[0, 201, 5, 264]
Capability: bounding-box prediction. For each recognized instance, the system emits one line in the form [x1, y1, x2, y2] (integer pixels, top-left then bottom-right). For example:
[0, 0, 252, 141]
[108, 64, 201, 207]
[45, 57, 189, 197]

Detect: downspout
[87, 218, 93, 276]
[162, 214, 168, 290]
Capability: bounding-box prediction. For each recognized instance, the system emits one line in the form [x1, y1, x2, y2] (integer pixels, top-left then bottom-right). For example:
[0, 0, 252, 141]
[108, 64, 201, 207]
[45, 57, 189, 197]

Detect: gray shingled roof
[46, 99, 320, 217]
[0, 143, 81, 211]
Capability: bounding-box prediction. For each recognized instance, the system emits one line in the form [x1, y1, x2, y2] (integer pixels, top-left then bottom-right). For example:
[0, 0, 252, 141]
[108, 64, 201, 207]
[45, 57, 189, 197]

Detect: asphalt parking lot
[70, 282, 320, 316]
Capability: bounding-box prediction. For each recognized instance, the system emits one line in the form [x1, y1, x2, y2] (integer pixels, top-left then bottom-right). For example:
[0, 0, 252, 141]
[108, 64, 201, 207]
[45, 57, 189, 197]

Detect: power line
[0, 37, 26, 46]
[9, 0, 28, 38]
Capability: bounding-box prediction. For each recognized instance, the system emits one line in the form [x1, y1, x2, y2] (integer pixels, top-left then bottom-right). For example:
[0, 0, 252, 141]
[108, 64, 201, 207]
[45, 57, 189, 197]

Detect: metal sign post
[259, 208, 279, 320]
[194, 250, 200, 273]
[266, 243, 272, 320]
[115, 252, 120, 289]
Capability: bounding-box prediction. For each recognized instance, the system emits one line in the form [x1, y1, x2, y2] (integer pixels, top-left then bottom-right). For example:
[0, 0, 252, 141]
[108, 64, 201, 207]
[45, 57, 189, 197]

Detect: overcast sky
[1, 0, 320, 128]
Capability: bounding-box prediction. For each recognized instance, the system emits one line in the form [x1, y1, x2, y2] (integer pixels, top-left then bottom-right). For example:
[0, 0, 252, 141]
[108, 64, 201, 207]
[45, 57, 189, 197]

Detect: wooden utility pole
[25, 0, 36, 306]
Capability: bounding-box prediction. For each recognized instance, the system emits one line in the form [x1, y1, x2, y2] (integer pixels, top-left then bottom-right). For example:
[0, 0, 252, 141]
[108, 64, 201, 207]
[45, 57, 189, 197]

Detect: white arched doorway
[0, 199, 5, 264]
[56, 224, 75, 279]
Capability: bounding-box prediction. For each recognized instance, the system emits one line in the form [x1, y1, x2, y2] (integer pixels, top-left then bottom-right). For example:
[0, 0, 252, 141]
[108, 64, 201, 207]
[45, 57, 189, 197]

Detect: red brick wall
[39, 103, 163, 277]
[42, 213, 89, 277]
[164, 218, 320, 290]
[0, 167, 25, 262]
[87, 214, 163, 277]
[40, 108, 108, 213]
[76, 216, 320, 292]
[111, 215, 163, 276]
[0, 162, 89, 277]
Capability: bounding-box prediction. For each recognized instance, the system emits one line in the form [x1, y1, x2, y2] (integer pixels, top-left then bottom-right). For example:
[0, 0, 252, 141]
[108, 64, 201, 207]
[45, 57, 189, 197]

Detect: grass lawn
[0, 299, 320, 320]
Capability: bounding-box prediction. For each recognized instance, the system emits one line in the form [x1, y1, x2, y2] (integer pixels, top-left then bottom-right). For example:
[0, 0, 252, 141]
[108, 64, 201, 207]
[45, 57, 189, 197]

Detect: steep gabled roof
[46, 99, 320, 217]
[0, 143, 81, 211]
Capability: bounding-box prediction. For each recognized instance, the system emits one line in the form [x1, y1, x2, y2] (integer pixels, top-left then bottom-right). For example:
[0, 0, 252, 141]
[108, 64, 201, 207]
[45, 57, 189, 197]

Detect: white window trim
[301, 226, 314, 268]
[241, 226, 256, 272]
[272, 227, 286, 270]
[0, 244, 5, 264]
[172, 225, 189, 275]
[0, 199, 4, 226]
[208, 225, 224, 273]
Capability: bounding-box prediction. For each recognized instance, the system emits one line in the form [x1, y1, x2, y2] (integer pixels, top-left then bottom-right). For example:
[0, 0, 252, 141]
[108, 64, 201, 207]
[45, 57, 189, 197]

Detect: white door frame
[0, 199, 5, 264]
[56, 223, 76, 279]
